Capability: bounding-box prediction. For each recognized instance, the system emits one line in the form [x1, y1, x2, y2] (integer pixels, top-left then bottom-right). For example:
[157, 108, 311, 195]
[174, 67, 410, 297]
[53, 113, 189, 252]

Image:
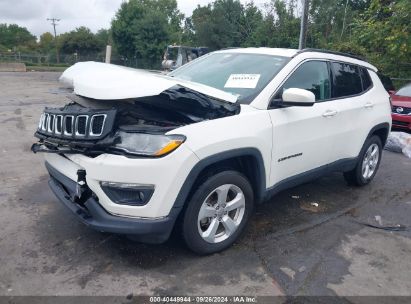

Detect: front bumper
[43, 144, 198, 218]
[391, 113, 411, 130]
[46, 161, 180, 243]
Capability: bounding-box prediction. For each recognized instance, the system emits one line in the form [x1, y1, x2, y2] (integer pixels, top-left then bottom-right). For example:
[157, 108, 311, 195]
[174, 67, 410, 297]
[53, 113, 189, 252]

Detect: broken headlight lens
[114, 132, 186, 157]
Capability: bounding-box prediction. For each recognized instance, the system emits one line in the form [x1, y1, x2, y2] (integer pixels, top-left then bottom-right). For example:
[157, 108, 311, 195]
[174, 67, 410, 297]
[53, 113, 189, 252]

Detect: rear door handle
[364, 102, 374, 109]
[322, 110, 338, 117]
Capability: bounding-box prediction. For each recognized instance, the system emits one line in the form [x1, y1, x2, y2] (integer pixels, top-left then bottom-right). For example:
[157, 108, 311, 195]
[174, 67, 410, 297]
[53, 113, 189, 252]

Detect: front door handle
[364, 102, 374, 109]
[322, 110, 338, 117]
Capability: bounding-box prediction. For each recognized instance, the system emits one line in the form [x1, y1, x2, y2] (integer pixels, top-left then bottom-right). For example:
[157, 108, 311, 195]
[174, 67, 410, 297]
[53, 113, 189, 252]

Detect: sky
[0, 0, 268, 38]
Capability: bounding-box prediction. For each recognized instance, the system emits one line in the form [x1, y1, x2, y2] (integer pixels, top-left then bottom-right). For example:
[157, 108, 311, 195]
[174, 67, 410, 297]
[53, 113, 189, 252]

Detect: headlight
[114, 131, 186, 157]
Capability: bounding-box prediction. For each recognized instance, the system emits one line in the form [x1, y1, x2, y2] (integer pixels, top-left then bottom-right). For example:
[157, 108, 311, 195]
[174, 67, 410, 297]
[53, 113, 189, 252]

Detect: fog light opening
[100, 182, 154, 206]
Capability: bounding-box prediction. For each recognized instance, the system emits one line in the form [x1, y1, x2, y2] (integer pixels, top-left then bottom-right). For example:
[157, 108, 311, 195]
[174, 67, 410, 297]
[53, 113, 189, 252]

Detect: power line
[47, 18, 60, 38]
[47, 18, 61, 63]
[298, 0, 309, 49]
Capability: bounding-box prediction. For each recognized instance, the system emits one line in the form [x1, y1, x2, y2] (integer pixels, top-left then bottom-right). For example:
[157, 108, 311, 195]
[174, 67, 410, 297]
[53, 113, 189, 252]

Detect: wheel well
[188, 155, 264, 204]
[371, 127, 389, 146]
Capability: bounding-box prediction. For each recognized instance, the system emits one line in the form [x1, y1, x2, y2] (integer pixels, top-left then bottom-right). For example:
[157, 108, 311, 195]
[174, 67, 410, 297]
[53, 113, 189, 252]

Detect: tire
[343, 135, 382, 186]
[182, 170, 254, 255]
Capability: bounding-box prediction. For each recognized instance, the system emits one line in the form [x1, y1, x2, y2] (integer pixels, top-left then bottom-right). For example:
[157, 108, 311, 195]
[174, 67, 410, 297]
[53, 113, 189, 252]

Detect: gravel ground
[0, 72, 410, 300]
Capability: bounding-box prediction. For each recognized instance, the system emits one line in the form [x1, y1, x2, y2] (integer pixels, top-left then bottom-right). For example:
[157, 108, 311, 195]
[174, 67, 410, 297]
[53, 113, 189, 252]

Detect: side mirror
[282, 88, 315, 107]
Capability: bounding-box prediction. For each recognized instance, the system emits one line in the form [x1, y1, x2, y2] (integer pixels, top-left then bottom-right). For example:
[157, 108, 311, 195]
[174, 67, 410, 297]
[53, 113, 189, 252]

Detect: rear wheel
[182, 171, 254, 255]
[343, 136, 382, 186]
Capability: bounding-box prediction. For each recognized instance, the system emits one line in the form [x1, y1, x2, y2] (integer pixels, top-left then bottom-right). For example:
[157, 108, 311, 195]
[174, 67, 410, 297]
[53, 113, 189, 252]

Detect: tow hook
[75, 169, 90, 204]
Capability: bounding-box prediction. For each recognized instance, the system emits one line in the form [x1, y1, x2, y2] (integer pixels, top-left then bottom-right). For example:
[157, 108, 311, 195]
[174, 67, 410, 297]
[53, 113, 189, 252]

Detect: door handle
[364, 102, 374, 109]
[322, 110, 338, 117]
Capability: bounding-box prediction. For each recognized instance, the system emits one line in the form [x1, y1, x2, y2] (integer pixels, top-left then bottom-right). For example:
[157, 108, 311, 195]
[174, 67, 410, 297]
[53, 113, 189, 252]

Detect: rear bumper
[46, 162, 180, 243]
[391, 113, 411, 130]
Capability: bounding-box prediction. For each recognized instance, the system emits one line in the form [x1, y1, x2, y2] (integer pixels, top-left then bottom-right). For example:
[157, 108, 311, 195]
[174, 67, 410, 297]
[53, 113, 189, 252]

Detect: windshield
[166, 47, 179, 60]
[396, 84, 411, 97]
[169, 52, 289, 104]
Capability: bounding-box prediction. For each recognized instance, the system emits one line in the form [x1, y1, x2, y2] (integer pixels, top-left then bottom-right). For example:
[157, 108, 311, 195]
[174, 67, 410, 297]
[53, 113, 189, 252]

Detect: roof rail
[294, 48, 366, 62]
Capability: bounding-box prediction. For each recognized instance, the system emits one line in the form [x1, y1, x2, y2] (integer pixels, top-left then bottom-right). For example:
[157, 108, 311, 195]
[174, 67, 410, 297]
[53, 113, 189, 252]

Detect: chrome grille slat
[42, 113, 49, 131]
[75, 115, 88, 136]
[55, 115, 63, 134]
[38, 113, 44, 129]
[47, 114, 55, 133]
[90, 114, 107, 137]
[64, 115, 74, 136]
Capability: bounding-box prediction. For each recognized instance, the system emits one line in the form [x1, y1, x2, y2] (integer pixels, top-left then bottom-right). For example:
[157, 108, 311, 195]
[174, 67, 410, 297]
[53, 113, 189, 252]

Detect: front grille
[392, 120, 409, 127]
[392, 106, 411, 115]
[36, 108, 116, 141]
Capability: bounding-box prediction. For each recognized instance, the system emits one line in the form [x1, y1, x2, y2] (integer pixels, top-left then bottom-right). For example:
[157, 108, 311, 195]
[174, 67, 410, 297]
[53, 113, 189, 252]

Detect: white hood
[60, 61, 237, 103]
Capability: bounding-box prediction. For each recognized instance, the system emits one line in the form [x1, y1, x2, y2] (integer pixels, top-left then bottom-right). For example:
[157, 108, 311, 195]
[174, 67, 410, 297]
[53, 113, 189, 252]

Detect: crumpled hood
[60, 61, 238, 103]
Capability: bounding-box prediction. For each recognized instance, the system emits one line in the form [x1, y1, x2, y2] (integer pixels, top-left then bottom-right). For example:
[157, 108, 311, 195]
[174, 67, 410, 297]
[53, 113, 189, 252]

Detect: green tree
[181, 17, 195, 45]
[250, 0, 299, 48]
[191, 0, 249, 49]
[240, 2, 264, 46]
[95, 29, 112, 47]
[59, 27, 102, 56]
[349, 0, 411, 77]
[111, 0, 183, 65]
[0, 23, 36, 51]
[38, 32, 54, 52]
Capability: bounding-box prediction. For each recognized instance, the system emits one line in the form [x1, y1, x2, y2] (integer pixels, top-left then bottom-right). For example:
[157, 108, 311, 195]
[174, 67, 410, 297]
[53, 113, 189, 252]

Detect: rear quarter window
[360, 67, 372, 91]
[331, 62, 362, 98]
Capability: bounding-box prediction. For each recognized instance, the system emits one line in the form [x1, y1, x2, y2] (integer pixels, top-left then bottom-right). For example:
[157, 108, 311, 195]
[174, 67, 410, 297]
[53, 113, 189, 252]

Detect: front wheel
[182, 171, 254, 255]
[343, 135, 382, 186]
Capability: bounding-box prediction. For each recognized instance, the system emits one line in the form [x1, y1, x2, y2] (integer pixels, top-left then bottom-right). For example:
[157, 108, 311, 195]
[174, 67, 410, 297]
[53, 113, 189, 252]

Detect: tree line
[0, 0, 409, 78]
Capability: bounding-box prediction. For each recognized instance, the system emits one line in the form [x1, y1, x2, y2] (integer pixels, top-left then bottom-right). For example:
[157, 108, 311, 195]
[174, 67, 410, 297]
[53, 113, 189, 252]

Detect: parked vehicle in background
[391, 83, 411, 131]
[377, 72, 396, 94]
[162, 45, 209, 71]
[32, 48, 391, 254]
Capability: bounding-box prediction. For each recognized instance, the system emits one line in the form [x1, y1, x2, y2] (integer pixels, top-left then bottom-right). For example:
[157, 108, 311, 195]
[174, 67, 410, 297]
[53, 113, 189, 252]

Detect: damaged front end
[32, 85, 240, 157]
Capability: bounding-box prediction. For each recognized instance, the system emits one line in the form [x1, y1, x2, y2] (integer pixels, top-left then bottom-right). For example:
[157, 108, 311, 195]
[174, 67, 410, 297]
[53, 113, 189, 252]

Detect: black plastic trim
[366, 122, 390, 146]
[265, 157, 358, 200]
[45, 162, 179, 243]
[173, 148, 267, 208]
[294, 48, 366, 62]
[281, 100, 315, 107]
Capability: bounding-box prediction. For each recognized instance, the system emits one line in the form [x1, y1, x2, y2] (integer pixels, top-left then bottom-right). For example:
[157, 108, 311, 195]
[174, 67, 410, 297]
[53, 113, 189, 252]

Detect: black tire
[343, 135, 382, 186]
[182, 170, 254, 255]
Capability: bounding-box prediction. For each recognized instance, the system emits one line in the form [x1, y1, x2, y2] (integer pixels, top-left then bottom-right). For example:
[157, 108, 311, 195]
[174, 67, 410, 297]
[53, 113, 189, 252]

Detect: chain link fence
[0, 51, 161, 71]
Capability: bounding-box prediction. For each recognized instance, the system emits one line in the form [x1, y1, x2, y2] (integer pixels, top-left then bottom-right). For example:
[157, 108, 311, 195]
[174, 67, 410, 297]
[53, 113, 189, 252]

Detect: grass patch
[26, 65, 68, 72]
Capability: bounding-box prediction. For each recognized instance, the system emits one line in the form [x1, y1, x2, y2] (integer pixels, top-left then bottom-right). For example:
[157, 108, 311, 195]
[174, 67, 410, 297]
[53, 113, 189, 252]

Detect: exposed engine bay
[32, 85, 240, 157]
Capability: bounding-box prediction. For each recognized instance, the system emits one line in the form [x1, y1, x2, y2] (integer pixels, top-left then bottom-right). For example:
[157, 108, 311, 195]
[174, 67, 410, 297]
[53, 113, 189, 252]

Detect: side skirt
[264, 157, 358, 201]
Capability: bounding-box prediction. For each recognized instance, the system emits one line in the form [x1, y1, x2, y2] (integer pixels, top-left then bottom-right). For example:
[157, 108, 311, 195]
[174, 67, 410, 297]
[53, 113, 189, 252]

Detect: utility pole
[47, 18, 61, 63]
[298, 0, 309, 50]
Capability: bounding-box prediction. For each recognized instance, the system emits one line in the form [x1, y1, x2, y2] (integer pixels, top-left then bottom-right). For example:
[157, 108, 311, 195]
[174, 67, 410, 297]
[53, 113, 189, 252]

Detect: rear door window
[331, 62, 362, 98]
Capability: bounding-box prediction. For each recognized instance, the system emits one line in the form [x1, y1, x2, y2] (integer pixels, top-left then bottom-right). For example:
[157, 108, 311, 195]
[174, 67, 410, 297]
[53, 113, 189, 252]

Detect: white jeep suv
[32, 48, 391, 254]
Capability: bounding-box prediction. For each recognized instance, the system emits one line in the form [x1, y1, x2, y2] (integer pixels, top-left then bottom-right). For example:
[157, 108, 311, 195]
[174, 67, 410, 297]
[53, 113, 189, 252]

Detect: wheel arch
[367, 122, 390, 147]
[172, 148, 266, 213]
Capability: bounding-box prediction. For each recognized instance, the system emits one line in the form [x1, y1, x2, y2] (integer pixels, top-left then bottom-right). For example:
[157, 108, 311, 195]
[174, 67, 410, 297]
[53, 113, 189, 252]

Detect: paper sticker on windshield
[224, 74, 261, 89]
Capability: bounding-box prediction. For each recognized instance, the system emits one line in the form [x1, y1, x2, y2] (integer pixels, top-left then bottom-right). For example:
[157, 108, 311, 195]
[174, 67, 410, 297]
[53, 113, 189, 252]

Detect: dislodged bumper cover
[60, 61, 238, 103]
[46, 161, 179, 243]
